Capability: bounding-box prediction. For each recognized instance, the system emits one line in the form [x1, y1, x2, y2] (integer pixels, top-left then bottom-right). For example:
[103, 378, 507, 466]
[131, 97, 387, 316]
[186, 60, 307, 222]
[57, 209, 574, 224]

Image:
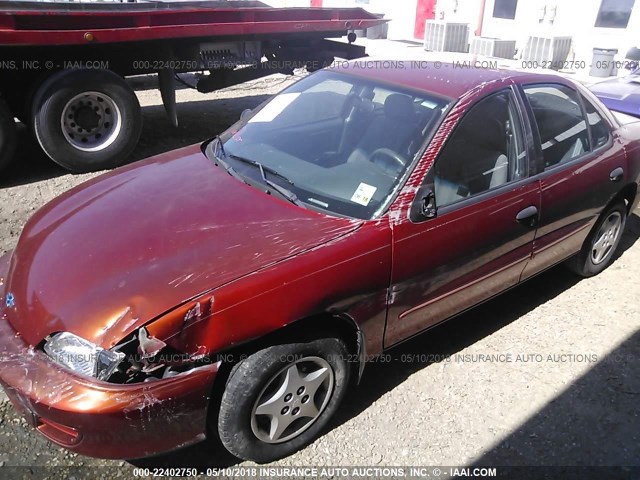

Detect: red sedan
[1, 61, 639, 463]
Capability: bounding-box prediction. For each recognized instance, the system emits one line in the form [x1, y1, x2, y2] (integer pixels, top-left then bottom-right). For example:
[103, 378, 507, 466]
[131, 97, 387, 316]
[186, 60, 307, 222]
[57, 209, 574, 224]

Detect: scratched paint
[0, 65, 567, 460]
[3, 148, 363, 350]
[0, 311, 219, 457]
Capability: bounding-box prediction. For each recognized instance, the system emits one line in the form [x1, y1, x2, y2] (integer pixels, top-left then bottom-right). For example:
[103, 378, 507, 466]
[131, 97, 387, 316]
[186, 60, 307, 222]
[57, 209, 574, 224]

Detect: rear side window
[582, 96, 610, 149]
[523, 84, 590, 169]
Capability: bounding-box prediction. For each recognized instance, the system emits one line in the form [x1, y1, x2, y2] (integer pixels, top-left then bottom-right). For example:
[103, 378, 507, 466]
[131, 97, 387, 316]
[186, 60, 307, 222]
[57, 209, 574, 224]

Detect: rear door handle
[516, 205, 538, 227]
[610, 167, 624, 182]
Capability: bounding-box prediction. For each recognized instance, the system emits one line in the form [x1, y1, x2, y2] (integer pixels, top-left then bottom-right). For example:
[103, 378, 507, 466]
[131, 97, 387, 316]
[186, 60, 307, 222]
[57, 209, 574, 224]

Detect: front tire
[32, 69, 142, 173]
[217, 337, 351, 463]
[566, 201, 627, 277]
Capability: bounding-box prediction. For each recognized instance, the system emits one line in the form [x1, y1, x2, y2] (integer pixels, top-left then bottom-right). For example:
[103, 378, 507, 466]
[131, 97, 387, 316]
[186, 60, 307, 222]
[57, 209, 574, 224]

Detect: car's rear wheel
[217, 337, 351, 463]
[566, 201, 626, 277]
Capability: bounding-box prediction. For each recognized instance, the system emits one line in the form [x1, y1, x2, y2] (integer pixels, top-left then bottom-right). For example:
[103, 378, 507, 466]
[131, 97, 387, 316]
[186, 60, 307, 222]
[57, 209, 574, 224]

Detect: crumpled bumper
[0, 316, 219, 459]
[0, 254, 219, 459]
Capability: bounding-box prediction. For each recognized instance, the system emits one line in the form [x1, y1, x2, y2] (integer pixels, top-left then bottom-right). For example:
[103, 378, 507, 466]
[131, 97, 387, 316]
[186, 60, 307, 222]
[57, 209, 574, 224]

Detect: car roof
[331, 58, 566, 100]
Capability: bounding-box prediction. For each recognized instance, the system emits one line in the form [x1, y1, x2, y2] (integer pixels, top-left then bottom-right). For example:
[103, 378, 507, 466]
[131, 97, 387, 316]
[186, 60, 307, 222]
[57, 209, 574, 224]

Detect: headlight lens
[44, 332, 125, 381]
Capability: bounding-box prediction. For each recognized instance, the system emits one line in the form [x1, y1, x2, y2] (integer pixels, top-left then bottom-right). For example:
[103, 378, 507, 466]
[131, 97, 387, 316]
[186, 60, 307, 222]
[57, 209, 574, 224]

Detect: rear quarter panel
[618, 122, 640, 210]
[581, 82, 640, 208]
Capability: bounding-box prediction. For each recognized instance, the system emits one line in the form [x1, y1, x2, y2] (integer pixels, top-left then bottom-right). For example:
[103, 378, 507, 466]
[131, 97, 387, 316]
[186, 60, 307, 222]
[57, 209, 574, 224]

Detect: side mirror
[410, 184, 438, 222]
[240, 109, 252, 122]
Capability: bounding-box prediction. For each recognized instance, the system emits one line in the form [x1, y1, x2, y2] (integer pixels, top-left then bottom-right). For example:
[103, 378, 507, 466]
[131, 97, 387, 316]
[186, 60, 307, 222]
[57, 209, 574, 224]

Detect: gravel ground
[0, 71, 639, 478]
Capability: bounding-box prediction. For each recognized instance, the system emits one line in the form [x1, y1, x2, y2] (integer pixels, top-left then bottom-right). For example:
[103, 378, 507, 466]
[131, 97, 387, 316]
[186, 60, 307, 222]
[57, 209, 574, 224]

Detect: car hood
[4, 145, 361, 348]
[590, 75, 640, 117]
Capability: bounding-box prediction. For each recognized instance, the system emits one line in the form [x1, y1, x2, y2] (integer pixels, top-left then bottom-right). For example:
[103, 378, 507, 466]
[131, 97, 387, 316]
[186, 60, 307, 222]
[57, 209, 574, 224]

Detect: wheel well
[225, 313, 362, 365]
[0, 71, 49, 123]
[211, 313, 363, 394]
[614, 182, 638, 215]
[204, 313, 362, 435]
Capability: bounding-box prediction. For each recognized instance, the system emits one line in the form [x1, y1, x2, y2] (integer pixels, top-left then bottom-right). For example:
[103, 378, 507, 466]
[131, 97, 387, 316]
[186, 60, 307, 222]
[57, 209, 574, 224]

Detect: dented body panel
[149, 219, 392, 359]
[0, 309, 218, 458]
[0, 145, 390, 459]
[4, 144, 361, 350]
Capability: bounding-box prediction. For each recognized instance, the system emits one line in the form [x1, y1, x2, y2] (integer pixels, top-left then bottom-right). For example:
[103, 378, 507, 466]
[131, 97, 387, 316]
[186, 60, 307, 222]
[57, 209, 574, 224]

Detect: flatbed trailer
[0, 1, 385, 173]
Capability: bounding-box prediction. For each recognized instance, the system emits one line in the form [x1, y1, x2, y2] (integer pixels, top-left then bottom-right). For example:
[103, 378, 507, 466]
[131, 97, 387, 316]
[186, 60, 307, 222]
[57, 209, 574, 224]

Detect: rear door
[519, 83, 628, 279]
[385, 87, 541, 347]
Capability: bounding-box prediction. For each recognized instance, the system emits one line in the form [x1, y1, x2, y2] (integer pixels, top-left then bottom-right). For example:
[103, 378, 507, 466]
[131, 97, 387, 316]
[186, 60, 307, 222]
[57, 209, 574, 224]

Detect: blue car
[590, 67, 640, 118]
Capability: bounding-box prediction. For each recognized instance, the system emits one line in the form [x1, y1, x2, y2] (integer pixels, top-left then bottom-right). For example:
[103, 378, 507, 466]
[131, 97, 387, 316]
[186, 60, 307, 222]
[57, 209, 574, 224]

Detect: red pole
[311, 0, 323, 7]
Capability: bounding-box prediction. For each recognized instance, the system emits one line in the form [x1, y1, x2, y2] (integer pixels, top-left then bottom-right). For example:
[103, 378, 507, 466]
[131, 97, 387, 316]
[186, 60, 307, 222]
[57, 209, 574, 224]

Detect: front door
[385, 87, 541, 347]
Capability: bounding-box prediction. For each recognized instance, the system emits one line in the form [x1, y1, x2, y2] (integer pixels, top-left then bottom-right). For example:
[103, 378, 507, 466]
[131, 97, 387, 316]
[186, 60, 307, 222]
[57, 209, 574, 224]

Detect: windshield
[212, 70, 451, 220]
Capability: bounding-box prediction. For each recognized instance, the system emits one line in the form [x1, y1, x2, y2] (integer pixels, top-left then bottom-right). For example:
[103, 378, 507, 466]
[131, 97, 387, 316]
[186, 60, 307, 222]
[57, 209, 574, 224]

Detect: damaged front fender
[0, 315, 219, 459]
[104, 295, 217, 384]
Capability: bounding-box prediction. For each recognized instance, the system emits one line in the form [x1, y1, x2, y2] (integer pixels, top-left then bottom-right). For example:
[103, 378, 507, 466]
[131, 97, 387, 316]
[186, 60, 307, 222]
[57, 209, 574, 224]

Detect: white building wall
[479, 0, 640, 65]
[435, 0, 482, 30]
[366, 0, 418, 40]
[259, 0, 640, 60]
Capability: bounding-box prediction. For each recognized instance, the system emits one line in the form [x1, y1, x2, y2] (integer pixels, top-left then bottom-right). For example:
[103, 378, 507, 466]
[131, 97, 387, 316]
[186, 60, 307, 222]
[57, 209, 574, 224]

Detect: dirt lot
[0, 72, 639, 477]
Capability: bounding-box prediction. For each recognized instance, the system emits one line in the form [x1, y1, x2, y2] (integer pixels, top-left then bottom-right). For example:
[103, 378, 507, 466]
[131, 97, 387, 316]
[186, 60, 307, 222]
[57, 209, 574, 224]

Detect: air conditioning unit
[424, 21, 470, 53]
[470, 37, 516, 59]
[522, 36, 572, 69]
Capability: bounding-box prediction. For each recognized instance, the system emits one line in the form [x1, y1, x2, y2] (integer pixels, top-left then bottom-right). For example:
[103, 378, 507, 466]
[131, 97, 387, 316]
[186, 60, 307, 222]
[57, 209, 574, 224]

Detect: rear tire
[32, 69, 142, 173]
[217, 337, 351, 463]
[0, 98, 16, 175]
[566, 201, 626, 277]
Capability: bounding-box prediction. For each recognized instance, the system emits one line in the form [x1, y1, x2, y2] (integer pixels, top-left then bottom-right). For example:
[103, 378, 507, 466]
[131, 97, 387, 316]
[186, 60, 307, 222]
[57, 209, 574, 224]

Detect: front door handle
[610, 167, 624, 182]
[516, 205, 538, 227]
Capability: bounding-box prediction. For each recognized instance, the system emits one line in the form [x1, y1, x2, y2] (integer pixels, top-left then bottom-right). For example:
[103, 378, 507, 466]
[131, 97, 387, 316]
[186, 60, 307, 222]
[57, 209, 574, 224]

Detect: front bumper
[0, 314, 219, 459]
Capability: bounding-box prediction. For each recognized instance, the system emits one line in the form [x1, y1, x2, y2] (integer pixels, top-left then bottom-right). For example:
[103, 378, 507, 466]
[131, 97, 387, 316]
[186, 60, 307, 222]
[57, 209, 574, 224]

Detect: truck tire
[0, 98, 16, 175]
[32, 69, 142, 173]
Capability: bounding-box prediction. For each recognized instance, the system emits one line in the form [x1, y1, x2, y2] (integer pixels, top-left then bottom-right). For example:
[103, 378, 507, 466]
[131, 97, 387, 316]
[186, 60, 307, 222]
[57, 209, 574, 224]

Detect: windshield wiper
[215, 135, 226, 158]
[209, 137, 247, 183]
[227, 154, 305, 208]
[257, 163, 305, 208]
[228, 154, 295, 185]
[209, 139, 304, 207]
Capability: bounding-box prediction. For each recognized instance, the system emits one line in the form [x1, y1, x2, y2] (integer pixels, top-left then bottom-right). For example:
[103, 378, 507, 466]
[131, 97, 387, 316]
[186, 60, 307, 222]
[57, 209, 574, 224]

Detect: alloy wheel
[591, 211, 623, 265]
[250, 356, 334, 444]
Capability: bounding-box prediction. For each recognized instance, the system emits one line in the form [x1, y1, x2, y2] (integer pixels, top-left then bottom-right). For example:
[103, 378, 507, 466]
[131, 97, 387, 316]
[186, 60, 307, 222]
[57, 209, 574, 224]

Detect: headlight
[44, 332, 125, 381]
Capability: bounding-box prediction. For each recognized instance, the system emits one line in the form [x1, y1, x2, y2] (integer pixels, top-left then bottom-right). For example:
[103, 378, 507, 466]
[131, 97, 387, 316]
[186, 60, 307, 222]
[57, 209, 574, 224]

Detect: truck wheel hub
[61, 92, 122, 153]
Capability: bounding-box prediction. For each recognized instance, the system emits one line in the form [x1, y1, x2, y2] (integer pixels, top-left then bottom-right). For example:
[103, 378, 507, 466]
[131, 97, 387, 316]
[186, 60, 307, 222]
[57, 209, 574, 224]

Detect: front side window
[523, 84, 590, 169]
[433, 89, 526, 208]
[214, 71, 451, 219]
